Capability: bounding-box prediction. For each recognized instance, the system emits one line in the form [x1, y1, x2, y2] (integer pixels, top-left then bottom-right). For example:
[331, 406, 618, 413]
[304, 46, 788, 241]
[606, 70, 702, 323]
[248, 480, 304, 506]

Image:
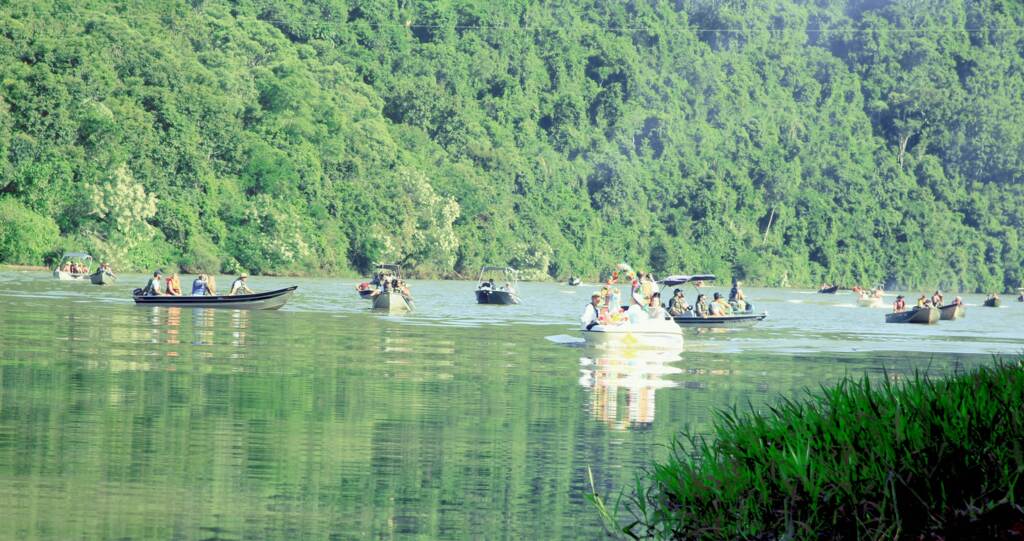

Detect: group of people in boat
[580, 271, 754, 328]
[140, 271, 253, 297]
[60, 261, 91, 275]
[477, 277, 515, 294]
[892, 291, 962, 313]
[852, 285, 884, 300]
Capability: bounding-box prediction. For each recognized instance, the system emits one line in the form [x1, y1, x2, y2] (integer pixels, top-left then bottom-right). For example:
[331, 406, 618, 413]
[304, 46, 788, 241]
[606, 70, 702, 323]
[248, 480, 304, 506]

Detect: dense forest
[0, 0, 1022, 291]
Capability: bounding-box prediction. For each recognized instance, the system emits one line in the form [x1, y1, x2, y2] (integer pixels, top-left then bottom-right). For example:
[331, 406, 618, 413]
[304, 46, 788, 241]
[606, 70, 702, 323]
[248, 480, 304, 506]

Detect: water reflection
[579, 348, 682, 430]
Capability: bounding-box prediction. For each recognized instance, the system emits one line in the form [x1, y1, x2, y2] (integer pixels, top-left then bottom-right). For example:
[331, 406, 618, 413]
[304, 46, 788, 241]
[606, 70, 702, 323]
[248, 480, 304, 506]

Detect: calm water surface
[1, 272, 1021, 539]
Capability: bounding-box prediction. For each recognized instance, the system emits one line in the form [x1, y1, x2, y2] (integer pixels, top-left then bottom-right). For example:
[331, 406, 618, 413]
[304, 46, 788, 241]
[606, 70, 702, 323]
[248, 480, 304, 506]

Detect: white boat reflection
[579, 347, 682, 430]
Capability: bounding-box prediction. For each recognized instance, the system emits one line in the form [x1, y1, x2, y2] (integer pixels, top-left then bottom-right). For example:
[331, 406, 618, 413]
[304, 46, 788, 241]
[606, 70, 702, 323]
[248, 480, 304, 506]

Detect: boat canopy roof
[658, 274, 717, 287]
[477, 265, 518, 281]
[59, 252, 93, 260]
[374, 263, 402, 272]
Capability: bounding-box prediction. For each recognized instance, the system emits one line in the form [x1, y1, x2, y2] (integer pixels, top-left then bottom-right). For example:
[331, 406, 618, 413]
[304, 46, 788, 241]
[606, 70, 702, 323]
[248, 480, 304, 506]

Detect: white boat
[52, 252, 93, 280]
[372, 290, 414, 313]
[857, 294, 884, 308]
[580, 316, 683, 350]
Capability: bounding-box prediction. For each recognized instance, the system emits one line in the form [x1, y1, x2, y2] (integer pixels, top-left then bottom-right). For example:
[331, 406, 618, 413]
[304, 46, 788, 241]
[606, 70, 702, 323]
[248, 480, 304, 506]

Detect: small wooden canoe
[938, 303, 965, 320]
[983, 297, 1001, 307]
[132, 286, 297, 310]
[885, 307, 939, 324]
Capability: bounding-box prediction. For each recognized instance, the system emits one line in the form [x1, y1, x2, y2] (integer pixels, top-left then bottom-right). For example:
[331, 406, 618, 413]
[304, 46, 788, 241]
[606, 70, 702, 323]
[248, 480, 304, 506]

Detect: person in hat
[229, 273, 254, 296]
[893, 295, 907, 313]
[668, 288, 691, 316]
[141, 271, 164, 296]
[710, 292, 732, 316]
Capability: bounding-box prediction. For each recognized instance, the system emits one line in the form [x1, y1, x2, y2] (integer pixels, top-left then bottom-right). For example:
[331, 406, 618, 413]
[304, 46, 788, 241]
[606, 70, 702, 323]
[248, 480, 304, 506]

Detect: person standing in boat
[581, 294, 602, 330]
[229, 273, 254, 295]
[668, 289, 690, 316]
[931, 291, 943, 306]
[893, 295, 907, 312]
[141, 271, 164, 296]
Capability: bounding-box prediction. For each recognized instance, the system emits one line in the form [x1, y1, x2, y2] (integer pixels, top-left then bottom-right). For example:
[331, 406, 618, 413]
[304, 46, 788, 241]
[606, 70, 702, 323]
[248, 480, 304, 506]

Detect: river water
[1, 272, 1021, 539]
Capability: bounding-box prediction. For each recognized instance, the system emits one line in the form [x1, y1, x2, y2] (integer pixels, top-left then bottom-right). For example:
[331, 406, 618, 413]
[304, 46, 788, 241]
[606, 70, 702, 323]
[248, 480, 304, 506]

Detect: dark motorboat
[475, 265, 521, 305]
[885, 306, 939, 324]
[132, 286, 297, 310]
[568, 276, 582, 286]
[818, 285, 839, 294]
[938, 303, 965, 321]
[658, 274, 768, 329]
[983, 296, 1001, 308]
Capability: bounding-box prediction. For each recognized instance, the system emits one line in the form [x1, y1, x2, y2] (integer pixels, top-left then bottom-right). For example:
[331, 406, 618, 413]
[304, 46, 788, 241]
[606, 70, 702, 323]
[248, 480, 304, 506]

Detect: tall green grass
[593, 361, 1024, 539]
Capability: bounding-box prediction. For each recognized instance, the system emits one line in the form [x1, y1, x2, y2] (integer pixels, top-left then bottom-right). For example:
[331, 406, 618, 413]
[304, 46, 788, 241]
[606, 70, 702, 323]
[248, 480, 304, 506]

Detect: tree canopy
[0, 0, 1022, 291]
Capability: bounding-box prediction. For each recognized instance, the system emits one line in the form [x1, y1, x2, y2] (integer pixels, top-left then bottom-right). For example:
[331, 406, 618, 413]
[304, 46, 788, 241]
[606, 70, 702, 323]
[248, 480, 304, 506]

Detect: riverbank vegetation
[594, 360, 1024, 539]
[0, 1, 1022, 289]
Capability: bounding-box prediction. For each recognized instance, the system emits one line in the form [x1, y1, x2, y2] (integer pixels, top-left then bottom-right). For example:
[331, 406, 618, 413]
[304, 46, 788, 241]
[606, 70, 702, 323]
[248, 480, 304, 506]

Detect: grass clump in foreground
[594, 361, 1024, 540]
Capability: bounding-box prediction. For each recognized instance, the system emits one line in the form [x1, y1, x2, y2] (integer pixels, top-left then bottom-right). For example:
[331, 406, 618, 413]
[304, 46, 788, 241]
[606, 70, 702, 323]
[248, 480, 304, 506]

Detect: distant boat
[52, 252, 92, 280]
[885, 307, 939, 324]
[938, 303, 965, 320]
[367, 263, 413, 312]
[818, 285, 839, 294]
[1018, 288, 1023, 302]
[568, 276, 582, 286]
[857, 295, 884, 308]
[372, 290, 414, 313]
[132, 286, 297, 310]
[475, 265, 521, 305]
[90, 270, 116, 285]
[983, 296, 1001, 308]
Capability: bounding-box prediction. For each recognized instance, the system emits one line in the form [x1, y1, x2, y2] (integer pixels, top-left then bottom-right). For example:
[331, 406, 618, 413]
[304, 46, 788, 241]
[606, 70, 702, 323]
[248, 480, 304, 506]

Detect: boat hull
[90, 272, 116, 285]
[885, 307, 939, 324]
[857, 296, 883, 308]
[372, 291, 414, 313]
[580, 319, 683, 350]
[938, 303, 965, 320]
[671, 312, 767, 328]
[133, 286, 297, 310]
[818, 286, 839, 294]
[53, 270, 88, 281]
[475, 289, 520, 305]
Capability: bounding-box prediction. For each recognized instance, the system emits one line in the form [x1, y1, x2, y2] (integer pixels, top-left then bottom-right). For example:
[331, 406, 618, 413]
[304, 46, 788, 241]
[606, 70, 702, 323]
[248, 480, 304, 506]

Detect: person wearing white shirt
[580, 294, 602, 330]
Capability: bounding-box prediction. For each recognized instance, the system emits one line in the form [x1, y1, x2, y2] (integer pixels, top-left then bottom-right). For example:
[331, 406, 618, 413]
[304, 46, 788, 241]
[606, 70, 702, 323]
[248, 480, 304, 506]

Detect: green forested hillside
[0, 0, 1022, 291]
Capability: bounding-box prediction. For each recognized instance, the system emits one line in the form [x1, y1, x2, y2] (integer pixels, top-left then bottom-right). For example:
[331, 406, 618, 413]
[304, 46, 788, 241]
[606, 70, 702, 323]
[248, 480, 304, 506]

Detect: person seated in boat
[165, 273, 183, 296]
[141, 271, 164, 296]
[398, 280, 412, 299]
[61, 262, 71, 273]
[915, 295, 927, 308]
[229, 273, 254, 296]
[953, 296, 963, 306]
[923, 299, 933, 308]
[893, 295, 907, 312]
[581, 294, 602, 330]
[191, 274, 209, 296]
[668, 289, 691, 316]
[931, 291, 943, 306]
[640, 273, 655, 303]
[709, 292, 732, 316]
[694, 294, 709, 318]
[646, 293, 668, 320]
